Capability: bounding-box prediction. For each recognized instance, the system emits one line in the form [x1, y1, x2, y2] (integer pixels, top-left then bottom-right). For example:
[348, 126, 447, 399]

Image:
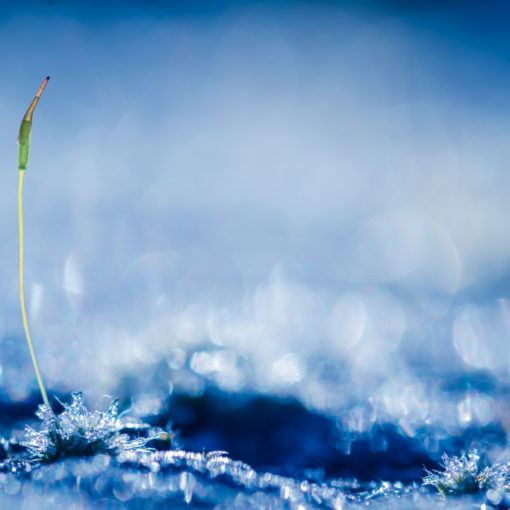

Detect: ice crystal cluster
[23, 392, 160, 462]
[424, 450, 510, 496]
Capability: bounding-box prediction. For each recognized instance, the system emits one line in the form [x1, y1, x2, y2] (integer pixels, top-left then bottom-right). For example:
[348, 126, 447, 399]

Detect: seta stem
[18, 169, 50, 409]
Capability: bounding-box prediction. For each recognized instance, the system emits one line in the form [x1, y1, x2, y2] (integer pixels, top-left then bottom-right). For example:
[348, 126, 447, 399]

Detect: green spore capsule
[17, 76, 49, 171]
[17, 119, 32, 170]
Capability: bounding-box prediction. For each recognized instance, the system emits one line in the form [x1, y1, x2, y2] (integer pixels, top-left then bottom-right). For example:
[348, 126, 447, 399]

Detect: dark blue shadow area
[141, 390, 484, 483]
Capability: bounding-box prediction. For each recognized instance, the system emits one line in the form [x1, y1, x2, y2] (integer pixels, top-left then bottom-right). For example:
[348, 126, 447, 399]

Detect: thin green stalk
[18, 170, 50, 409]
[17, 77, 51, 409]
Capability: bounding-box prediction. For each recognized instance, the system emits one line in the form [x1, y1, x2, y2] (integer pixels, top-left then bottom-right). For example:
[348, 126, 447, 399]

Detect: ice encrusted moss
[424, 450, 510, 496]
[23, 392, 162, 462]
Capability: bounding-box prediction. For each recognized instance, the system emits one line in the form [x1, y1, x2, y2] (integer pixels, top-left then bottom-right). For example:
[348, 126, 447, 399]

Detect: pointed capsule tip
[46, 76, 50, 80]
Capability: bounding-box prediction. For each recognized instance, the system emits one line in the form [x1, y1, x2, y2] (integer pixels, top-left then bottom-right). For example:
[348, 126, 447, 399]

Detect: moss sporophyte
[15, 79, 171, 462]
[17, 77, 51, 410]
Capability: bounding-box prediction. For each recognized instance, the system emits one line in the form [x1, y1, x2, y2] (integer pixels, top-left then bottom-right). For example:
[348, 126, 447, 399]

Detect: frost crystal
[424, 450, 510, 495]
[23, 392, 162, 462]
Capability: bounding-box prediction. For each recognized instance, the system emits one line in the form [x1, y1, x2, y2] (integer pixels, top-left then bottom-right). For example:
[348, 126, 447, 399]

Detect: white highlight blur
[63, 252, 84, 309]
[453, 300, 510, 370]
[339, 211, 462, 293]
[29, 283, 44, 321]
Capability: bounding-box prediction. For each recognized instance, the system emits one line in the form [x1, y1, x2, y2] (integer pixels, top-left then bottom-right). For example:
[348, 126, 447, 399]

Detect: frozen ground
[2, 0, 510, 508]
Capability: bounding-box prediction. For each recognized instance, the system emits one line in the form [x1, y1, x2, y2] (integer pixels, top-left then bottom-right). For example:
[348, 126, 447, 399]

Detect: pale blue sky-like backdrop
[1, 0, 510, 406]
